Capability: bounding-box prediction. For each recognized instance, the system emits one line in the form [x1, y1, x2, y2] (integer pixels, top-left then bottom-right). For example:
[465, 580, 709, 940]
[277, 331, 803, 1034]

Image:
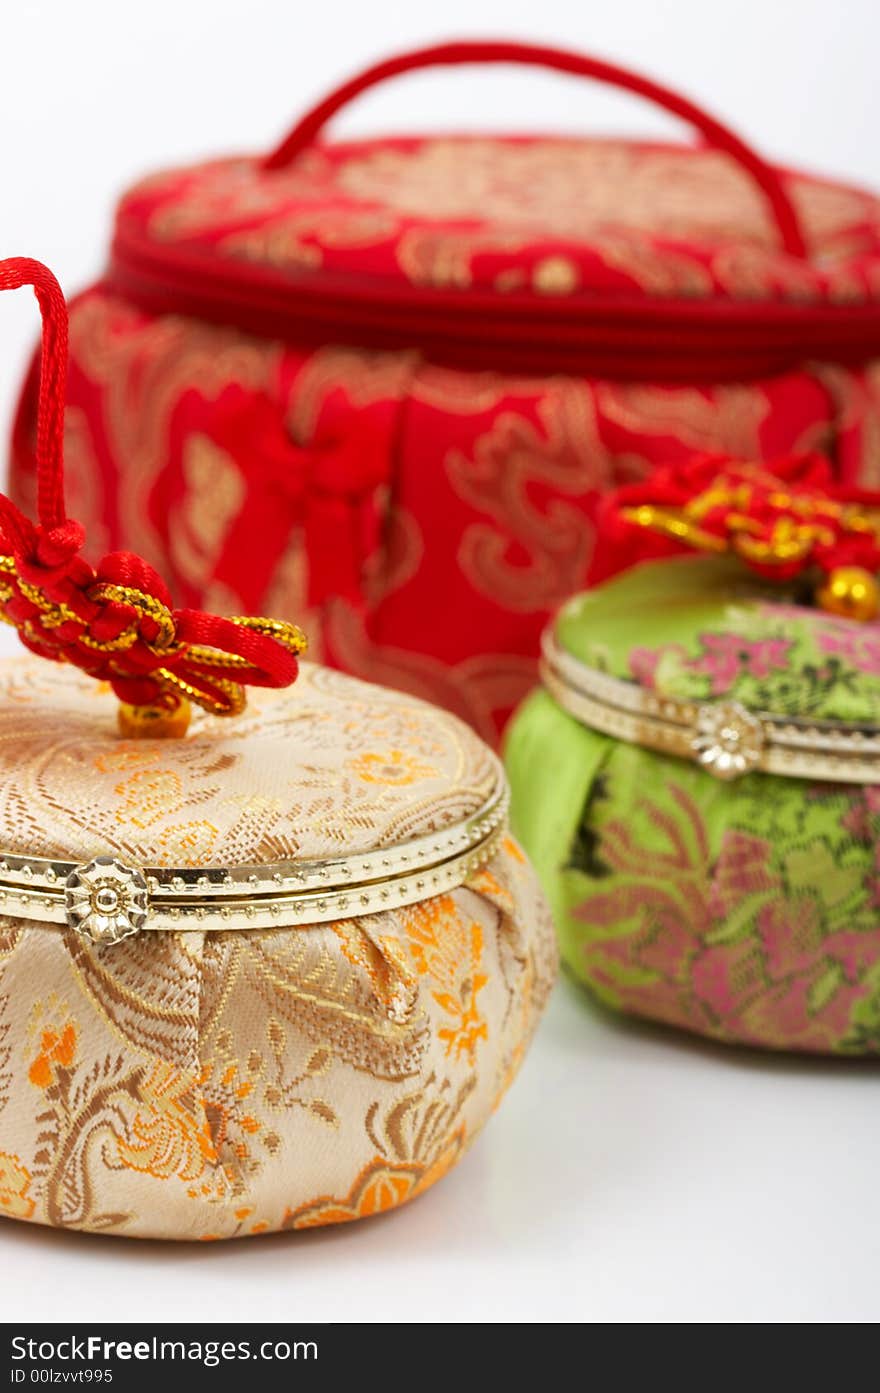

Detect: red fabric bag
[11, 40, 880, 742]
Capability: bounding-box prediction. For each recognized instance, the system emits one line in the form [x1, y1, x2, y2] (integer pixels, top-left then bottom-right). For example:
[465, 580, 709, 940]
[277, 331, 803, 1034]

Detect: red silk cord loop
[0, 258, 304, 715]
[0, 259, 71, 533]
[262, 39, 807, 260]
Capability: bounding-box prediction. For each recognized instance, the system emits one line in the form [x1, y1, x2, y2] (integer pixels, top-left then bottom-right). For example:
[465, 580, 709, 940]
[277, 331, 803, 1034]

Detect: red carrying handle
[263, 39, 807, 259]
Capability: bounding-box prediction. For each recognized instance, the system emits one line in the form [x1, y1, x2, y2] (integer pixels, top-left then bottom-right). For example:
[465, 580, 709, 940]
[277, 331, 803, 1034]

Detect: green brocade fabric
[556, 553, 880, 723]
[505, 556, 880, 1054]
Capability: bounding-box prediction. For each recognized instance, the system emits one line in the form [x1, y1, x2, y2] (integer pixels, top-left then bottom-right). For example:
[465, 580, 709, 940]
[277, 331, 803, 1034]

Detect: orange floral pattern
[401, 896, 489, 1062]
[113, 1061, 217, 1183]
[348, 749, 439, 786]
[28, 1023, 77, 1090]
[0, 1152, 34, 1220]
[282, 1086, 469, 1231]
[286, 1161, 422, 1228]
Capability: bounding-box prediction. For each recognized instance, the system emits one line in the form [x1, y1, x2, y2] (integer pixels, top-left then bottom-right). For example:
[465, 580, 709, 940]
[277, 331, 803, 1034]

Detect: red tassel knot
[0, 258, 306, 724]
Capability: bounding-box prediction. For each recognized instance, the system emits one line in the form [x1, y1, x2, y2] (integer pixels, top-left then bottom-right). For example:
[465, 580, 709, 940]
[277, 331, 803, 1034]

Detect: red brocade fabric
[10, 45, 880, 742]
[105, 139, 880, 308]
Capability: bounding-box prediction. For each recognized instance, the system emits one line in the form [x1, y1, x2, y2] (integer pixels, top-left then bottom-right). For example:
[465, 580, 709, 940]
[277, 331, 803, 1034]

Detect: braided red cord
[0, 258, 303, 714]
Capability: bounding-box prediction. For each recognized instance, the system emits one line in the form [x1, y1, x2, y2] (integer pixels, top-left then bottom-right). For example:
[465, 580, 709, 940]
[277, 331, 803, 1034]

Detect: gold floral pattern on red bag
[447, 383, 611, 612]
[595, 382, 770, 458]
[222, 210, 399, 271]
[168, 434, 245, 598]
[333, 139, 862, 245]
[813, 362, 880, 490]
[65, 295, 278, 585]
[332, 139, 880, 298]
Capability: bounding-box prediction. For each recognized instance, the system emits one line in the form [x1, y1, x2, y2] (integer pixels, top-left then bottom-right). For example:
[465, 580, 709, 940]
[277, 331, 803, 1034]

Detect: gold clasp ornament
[65, 857, 149, 945]
[691, 701, 766, 781]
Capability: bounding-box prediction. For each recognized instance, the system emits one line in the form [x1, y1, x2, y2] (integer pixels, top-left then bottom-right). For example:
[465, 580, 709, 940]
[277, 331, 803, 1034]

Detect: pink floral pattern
[622, 596, 880, 723]
[687, 633, 792, 695]
[817, 622, 880, 676]
[570, 776, 880, 1054]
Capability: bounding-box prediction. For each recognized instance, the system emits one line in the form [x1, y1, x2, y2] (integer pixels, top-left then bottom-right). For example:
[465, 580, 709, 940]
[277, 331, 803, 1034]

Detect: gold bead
[532, 256, 579, 296]
[816, 566, 880, 622]
[117, 697, 192, 740]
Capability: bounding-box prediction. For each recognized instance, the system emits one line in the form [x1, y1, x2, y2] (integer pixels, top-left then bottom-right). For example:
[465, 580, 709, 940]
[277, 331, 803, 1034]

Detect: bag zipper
[108, 228, 880, 382]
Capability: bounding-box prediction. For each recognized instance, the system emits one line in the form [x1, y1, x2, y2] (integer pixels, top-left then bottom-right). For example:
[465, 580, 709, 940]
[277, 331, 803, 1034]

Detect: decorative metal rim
[0, 783, 509, 939]
[541, 628, 880, 784]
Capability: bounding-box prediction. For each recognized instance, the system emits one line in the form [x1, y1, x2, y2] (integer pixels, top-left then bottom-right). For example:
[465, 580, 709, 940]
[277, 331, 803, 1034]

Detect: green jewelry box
[505, 553, 880, 1054]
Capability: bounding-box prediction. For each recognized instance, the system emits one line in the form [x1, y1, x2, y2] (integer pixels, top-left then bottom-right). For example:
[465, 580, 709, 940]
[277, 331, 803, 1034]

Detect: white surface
[1, 970, 878, 1324]
[0, 0, 879, 1326]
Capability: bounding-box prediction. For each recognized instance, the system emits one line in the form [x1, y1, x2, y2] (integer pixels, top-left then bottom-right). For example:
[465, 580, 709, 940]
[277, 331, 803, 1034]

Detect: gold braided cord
[620, 505, 728, 553]
[182, 646, 268, 673]
[87, 582, 178, 649]
[15, 581, 82, 628]
[622, 481, 880, 570]
[155, 667, 247, 717]
[228, 615, 309, 653]
[0, 558, 178, 654]
[185, 620, 307, 673]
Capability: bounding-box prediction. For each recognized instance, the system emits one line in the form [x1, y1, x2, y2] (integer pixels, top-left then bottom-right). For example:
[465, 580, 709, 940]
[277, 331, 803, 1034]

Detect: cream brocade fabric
[0, 658, 502, 867]
[0, 660, 556, 1239]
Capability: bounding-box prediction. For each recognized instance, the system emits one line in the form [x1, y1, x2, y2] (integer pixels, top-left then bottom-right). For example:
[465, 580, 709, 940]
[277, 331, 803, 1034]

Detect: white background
[0, 0, 879, 1324]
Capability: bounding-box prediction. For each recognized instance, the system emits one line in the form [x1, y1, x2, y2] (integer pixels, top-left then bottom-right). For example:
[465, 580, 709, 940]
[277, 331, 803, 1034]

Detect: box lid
[114, 136, 880, 305]
[543, 554, 880, 782]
